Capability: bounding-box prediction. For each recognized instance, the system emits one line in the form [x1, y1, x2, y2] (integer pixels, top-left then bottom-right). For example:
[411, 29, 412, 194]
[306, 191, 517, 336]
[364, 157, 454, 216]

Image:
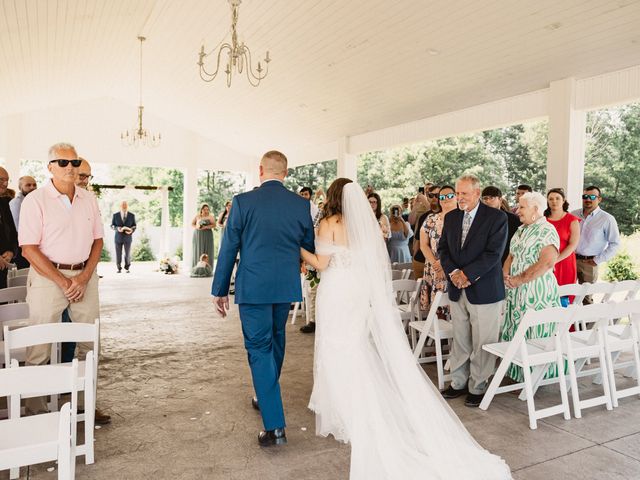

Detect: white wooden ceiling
[1, 0, 640, 159]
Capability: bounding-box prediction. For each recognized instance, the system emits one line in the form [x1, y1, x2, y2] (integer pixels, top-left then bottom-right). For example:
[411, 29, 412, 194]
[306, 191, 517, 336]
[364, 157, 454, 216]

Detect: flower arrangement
[305, 269, 320, 288]
[159, 256, 180, 275]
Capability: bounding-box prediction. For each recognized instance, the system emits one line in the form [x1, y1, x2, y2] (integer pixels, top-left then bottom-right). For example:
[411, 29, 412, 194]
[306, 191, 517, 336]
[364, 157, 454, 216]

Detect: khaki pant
[449, 291, 503, 394]
[577, 259, 599, 305]
[25, 268, 100, 413]
[304, 279, 318, 323]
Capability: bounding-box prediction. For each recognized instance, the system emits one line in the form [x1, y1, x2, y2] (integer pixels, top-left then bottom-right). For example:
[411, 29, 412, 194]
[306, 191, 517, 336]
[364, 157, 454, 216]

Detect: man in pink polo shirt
[19, 142, 104, 415]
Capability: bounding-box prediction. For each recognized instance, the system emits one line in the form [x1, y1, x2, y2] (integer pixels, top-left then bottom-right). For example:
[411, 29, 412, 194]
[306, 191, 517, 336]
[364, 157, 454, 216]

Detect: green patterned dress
[501, 218, 561, 382]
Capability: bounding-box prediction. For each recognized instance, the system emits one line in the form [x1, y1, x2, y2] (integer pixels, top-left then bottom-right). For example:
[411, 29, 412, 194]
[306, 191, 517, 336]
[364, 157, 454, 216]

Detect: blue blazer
[111, 212, 137, 243]
[211, 181, 315, 304]
[438, 203, 507, 305]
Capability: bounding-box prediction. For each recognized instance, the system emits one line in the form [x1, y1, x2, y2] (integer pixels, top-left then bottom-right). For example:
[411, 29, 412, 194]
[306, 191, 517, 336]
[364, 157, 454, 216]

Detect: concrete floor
[8, 262, 640, 480]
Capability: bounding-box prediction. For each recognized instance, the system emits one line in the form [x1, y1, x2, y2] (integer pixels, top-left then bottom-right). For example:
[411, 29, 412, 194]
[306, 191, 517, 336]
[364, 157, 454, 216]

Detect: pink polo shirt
[19, 180, 104, 264]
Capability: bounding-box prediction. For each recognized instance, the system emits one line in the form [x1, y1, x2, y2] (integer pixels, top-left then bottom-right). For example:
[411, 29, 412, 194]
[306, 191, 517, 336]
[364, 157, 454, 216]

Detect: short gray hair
[520, 191, 547, 215]
[456, 174, 481, 191]
[48, 142, 77, 160]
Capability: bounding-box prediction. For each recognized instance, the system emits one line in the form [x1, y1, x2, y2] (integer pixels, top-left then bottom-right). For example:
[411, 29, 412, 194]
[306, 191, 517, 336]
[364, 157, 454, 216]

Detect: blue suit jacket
[111, 212, 137, 243]
[211, 181, 315, 304]
[438, 203, 507, 305]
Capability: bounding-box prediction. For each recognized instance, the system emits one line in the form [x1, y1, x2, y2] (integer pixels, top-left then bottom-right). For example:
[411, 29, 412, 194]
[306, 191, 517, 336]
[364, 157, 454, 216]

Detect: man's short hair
[517, 184, 533, 192]
[299, 186, 313, 196]
[456, 174, 481, 190]
[585, 185, 602, 196]
[482, 186, 502, 198]
[261, 150, 288, 175]
[48, 142, 77, 160]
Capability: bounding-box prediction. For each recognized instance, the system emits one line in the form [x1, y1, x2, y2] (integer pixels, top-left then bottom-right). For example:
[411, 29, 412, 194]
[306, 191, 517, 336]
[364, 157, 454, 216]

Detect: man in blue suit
[438, 174, 507, 408]
[111, 201, 136, 273]
[212, 151, 315, 447]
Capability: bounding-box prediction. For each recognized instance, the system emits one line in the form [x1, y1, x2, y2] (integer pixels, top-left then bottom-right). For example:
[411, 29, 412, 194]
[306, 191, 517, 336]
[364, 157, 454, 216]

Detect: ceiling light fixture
[197, 0, 271, 87]
[121, 36, 161, 147]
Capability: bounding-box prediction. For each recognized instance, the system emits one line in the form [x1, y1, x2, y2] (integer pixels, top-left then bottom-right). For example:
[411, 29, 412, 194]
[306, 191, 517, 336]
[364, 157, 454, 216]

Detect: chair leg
[435, 335, 445, 390]
[598, 343, 613, 411]
[521, 364, 538, 430]
[566, 354, 582, 419]
[556, 353, 572, 421]
[479, 356, 509, 411]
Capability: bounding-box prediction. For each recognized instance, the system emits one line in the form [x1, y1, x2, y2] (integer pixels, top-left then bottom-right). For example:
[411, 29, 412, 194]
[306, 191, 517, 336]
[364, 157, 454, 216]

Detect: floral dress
[501, 218, 561, 382]
[420, 213, 448, 311]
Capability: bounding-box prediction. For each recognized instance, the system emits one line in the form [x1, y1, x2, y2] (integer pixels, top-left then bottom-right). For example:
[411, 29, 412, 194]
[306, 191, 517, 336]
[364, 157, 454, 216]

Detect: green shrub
[100, 246, 111, 262]
[174, 244, 183, 260]
[605, 252, 638, 281]
[132, 234, 156, 261]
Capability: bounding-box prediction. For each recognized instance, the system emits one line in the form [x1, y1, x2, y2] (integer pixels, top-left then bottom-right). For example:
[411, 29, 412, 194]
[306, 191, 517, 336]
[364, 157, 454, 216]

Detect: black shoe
[464, 393, 484, 408]
[126, 269, 130, 273]
[258, 428, 287, 447]
[300, 322, 316, 334]
[251, 397, 260, 411]
[442, 385, 468, 399]
[117, 268, 122, 273]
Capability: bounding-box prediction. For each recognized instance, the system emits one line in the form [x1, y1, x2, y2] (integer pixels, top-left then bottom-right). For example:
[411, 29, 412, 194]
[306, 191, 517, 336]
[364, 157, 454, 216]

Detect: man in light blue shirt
[571, 185, 621, 304]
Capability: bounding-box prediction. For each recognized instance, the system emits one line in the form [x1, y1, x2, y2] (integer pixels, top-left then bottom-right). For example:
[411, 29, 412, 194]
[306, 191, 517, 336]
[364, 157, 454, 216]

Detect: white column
[3, 114, 23, 181]
[182, 163, 198, 271]
[244, 168, 259, 191]
[336, 137, 358, 182]
[546, 78, 586, 210]
[159, 187, 170, 257]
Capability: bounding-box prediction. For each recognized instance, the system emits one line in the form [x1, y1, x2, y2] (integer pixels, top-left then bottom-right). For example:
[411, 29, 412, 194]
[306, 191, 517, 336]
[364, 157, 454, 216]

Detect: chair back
[7, 275, 28, 288]
[391, 270, 403, 281]
[392, 279, 419, 304]
[580, 282, 615, 303]
[15, 268, 30, 277]
[0, 359, 78, 398]
[557, 283, 585, 305]
[603, 280, 640, 303]
[0, 302, 29, 322]
[0, 286, 27, 304]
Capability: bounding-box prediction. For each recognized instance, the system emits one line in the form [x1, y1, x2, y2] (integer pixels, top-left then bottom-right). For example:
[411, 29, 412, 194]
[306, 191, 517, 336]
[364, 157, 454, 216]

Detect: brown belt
[576, 255, 595, 261]
[52, 261, 87, 271]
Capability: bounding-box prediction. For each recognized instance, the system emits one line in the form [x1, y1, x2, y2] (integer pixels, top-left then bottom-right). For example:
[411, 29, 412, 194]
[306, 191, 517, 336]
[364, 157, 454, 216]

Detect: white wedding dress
[308, 183, 512, 480]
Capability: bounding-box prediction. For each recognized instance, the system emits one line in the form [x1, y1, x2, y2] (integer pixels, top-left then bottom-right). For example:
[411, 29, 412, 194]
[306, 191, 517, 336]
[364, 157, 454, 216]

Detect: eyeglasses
[427, 192, 440, 198]
[78, 174, 93, 181]
[50, 159, 82, 168]
[439, 193, 456, 201]
[582, 194, 599, 200]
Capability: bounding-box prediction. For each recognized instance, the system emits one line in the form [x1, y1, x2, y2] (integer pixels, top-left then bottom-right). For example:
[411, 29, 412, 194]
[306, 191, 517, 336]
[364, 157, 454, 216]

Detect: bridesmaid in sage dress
[191, 204, 216, 268]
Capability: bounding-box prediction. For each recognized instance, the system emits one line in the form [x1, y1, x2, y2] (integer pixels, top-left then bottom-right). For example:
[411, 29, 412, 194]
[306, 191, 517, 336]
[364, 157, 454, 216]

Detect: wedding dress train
[308, 183, 512, 480]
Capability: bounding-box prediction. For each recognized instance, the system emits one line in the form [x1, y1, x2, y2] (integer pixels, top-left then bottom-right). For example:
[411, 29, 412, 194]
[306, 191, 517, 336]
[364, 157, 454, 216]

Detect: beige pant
[25, 268, 100, 413]
[304, 279, 318, 323]
[577, 259, 599, 305]
[449, 291, 503, 394]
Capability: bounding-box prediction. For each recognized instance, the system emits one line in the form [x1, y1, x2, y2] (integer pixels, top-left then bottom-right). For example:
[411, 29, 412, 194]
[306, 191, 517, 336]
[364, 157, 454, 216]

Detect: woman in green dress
[191, 204, 216, 269]
[502, 191, 561, 382]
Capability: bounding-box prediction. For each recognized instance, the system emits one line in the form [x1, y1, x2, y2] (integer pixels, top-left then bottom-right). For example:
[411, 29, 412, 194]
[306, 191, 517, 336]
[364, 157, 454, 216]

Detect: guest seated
[191, 253, 213, 278]
[502, 191, 561, 382]
[387, 204, 413, 263]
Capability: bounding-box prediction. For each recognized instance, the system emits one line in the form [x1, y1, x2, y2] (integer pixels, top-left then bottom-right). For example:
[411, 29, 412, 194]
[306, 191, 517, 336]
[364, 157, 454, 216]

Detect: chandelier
[121, 36, 161, 147]
[197, 0, 271, 87]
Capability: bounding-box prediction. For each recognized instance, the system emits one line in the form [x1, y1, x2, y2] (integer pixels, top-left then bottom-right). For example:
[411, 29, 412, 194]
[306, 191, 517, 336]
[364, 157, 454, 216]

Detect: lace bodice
[316, 239, 352, 269]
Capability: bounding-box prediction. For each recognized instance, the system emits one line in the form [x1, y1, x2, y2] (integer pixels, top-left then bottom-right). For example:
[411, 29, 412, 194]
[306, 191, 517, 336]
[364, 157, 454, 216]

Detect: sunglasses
[439, 193, 456, 201]
[50, 159, 82, 168]
[582, 194, 599, 200]
[427, 192, 440, 198]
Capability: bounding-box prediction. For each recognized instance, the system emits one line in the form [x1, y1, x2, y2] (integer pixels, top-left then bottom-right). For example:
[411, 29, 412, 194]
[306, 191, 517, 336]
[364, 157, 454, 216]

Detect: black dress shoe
[442, 385, 468, 399]
[251, 397, 260, 411]
[464, 393, 485, 408]
[300, 322, 316, 334]
[258, 428, 287, 447]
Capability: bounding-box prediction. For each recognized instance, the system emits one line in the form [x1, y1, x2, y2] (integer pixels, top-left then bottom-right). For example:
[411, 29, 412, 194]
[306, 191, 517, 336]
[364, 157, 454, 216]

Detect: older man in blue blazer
[212, 151, 315, 447]
[438, 174, 507, 408]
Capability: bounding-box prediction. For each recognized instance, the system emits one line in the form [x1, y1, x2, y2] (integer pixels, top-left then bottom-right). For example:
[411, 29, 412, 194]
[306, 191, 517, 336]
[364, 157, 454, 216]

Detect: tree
[284, 160, 337, 195]
[197, 170, 245, 220]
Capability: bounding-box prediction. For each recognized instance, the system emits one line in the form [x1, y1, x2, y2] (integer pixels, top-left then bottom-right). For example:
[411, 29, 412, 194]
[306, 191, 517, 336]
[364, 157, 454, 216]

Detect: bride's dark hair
[323, 177, 353, 218]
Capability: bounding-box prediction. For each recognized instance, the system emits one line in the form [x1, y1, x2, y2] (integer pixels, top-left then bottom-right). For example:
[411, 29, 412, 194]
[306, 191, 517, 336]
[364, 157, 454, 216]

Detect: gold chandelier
[197, 0, 271, 87]
[121, 36, 161, 147]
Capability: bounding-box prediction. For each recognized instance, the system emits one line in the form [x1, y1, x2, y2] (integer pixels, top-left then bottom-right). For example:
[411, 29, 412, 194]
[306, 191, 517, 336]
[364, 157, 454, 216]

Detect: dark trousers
[14, 246, 30, 269]
[115, 239, 132, 270]
[0, 268, 6, 289]
[61, 308, 76, 363]
[238, 303, 290, 431]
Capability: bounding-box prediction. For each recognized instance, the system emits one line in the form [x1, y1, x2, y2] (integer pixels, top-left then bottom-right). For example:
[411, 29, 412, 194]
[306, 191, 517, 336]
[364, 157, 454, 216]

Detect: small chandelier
[121, 36, 161, 147]
[197, 0, 271, 87]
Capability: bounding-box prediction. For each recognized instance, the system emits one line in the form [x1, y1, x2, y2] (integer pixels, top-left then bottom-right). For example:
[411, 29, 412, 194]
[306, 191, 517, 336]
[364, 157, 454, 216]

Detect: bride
[300, 178, 512, 480]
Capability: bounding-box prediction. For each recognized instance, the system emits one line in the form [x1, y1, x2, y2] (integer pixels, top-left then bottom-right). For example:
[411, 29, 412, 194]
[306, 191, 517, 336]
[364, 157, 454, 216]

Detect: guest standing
[412, 185, 441, 280]
[481, 186, 521, 265]
[9, 175, 36, 268]
[111, 201, 137, 273]
[367, 192, 391, 240]
[438, 174, 507, 407]
[545, 188, 580, 306]
[0, 167, 17, 288]
[387, 204, 412, 263]
[192, 204, 216, 268]
[571, 186, 621, 304]
[502, 192, 561, 381]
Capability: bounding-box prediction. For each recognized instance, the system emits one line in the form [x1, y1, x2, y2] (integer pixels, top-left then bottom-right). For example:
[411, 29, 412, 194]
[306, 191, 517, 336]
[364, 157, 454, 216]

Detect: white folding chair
[602, 280, 640, 304]
[391, 270, 403, 281]
[7, 276, 28, 288]
[291, 274, 307, 325]
[14, 268, 30, 278]
[0, 360, 79, 480]
[409, 291, 452, 390]
[0, 286, 27, 304]
[3, 321, 99, 465]
[0, 302, 30, 367]
[402, 268, 414, 280]
[601, 299, 640, 408]
[392, 279, 418, 306]
[480, 306, 574, 429]
[557, 283, 585, 306]
[395, 280, 421, 331]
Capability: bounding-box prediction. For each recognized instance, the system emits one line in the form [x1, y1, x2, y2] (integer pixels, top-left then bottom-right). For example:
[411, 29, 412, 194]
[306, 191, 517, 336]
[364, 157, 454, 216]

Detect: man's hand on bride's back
[212, 296, 230, 318]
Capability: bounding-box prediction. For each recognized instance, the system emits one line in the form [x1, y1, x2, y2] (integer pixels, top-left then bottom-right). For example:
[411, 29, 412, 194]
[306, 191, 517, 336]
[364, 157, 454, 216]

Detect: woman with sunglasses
[419, 185, 457, 310]
[545, 188, 580, 307]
